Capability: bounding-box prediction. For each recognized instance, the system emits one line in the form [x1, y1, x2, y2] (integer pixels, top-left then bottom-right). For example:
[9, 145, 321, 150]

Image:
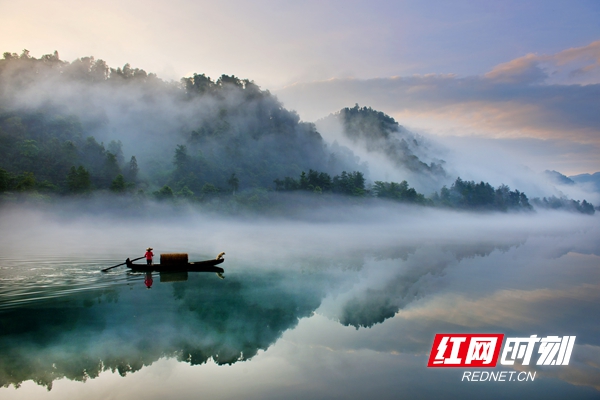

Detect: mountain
[543, 170, 575, 185]
[570, 172, 600, 192]
[0, 50, 595, 215]
[316, 105, 446, 176]
[0, 51, 363, 195]
[314, 105, 449, 195]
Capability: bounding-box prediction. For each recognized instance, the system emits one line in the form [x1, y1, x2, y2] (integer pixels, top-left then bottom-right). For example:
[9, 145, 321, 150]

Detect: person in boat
[145, 247, 154, 266]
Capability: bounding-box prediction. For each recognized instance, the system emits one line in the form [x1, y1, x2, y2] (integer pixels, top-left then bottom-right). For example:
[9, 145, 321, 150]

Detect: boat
[125, 257, 225, 273]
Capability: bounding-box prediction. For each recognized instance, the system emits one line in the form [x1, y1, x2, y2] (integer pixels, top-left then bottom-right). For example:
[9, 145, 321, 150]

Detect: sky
[1, 0, 599, 174]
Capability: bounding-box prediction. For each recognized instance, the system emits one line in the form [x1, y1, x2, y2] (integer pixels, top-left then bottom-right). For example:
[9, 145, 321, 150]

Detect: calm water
[0, 207, 599, 399]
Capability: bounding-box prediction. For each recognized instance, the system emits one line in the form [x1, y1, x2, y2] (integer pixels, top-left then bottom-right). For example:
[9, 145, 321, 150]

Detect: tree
[373, 180, 426, 204]
[153, 185, 174, 200]
[127, 156, 139, 182]
[107, 140, 124, 165]
[227, 173, 239, 194]
[103, 152, 121, 188]
[18, 140, 39, 158]
[299, 171, 309, 190]
[579, 200, 595, 215]
[66, 166, 91, 193]
[173, 145, 189, 169]
[182, 73, 214, 96]
[307, 170, 332, 192]
[110, 174, 126, 193]
[217, 74, 243, 89]
[82, 136, 107, 178]
[201, 183, 219, 196]
[0, 168, 11, 192]
[176, 186, 194, 199]
[16, 172, 36, 191]
[333, 171, 365, 196]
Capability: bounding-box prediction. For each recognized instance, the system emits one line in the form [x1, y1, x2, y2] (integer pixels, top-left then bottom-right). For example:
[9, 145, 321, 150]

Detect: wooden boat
[125, 257, 224, 273]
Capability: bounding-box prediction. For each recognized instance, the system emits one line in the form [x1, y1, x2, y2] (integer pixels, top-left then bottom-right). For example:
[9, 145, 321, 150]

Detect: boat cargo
[125, 252, 225, 273]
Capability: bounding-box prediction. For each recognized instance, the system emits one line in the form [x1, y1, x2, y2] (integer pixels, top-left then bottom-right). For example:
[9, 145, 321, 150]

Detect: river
[0, 205, 598, 399]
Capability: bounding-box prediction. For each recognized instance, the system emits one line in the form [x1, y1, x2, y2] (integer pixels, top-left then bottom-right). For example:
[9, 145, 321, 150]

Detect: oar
[102, 256, 145, 272]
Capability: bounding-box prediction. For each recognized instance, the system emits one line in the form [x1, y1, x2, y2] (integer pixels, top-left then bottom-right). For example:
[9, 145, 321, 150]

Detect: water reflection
[144, 272, 153, 288]
[0, 211, 599, 398]
[0, 265, 326, 390]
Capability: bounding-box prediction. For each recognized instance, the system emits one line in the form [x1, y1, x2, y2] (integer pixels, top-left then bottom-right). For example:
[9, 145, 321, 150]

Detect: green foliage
[432, 177, 532, 212]
[66, 166, 91, 194]
[337, 104, 445, 175]
[373, 180, 427, 204]
[0, 51, 593, 217]
[0, 168, 10, 192]
[173, 144, 189, 169]
[333, 171, 366, 196]
[201, 183, 219, 195]
[176, 186, 194, 199]
[581, 200, 595, 214]
[18, 140, 39, 158]
[273, 176, 299, 191]
[127, 156, 138, 182]
[36, 180, 58, 193]
[15, 172, 36, 192]
[0, 52, 357, 200]
[227, 173, 239, 194]
[340, 104, 399, 141]
[110, 174, 126, 193]
[234, 188, 271, 211]
[181, 73, 214, 96]
[274, 169, 366, 196]
[153, 185, 174, 200]
[103, 153, 121, 187]
[177, 76, 333, 190]
[107, 140, 124, 165]
[531, 196, 595, 215]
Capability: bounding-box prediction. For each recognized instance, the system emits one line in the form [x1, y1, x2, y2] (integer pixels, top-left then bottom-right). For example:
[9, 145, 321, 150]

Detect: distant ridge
[569, 172, 600, 192]
[544, 170, 575, 185]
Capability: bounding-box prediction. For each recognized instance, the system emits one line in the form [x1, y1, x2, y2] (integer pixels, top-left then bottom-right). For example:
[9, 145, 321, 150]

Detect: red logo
[427, 334, 504, 367]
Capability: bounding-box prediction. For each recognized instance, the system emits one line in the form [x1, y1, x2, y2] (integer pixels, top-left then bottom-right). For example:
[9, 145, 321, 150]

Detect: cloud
[276, 41, 600, 152]
[398, 284, 600, 335]
[485, 41, 600, 85]
[485, 53, 547, 84]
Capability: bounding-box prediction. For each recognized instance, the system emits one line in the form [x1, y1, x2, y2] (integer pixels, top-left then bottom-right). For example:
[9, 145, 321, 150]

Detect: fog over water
[0, 203, 599, 399]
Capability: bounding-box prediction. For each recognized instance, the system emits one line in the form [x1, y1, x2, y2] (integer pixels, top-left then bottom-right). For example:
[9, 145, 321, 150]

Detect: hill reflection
[0, 235, 585, 390]
[0, 269, 326, 390]
[338, 241, 521, 328]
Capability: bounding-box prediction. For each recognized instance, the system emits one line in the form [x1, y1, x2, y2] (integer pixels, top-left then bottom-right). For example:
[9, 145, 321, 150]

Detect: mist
[1, 201, 599, 394]
[2, 53, 598, 217]
[0, 54, 372, 202]
[2, 201, 597, 300]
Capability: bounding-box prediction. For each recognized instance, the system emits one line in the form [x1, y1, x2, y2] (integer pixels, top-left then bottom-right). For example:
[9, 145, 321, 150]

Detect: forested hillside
[0, 50, 365, 196]
[0, 50, 594, 215]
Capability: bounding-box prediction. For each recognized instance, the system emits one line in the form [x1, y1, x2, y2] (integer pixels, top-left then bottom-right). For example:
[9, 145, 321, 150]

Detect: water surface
[1, 207, 599, 399]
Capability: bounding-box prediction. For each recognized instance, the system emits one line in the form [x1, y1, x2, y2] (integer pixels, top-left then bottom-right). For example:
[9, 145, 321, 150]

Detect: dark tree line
[372, 180, 428, 204]
[0, 108, 139, 195]
[531, 196, 595, 215]
[274, 169, 366, 196]
[431, 178, 532, 211]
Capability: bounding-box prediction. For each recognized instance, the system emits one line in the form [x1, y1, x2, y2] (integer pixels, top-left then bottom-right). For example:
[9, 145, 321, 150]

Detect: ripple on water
[0, 256, 143, 310]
